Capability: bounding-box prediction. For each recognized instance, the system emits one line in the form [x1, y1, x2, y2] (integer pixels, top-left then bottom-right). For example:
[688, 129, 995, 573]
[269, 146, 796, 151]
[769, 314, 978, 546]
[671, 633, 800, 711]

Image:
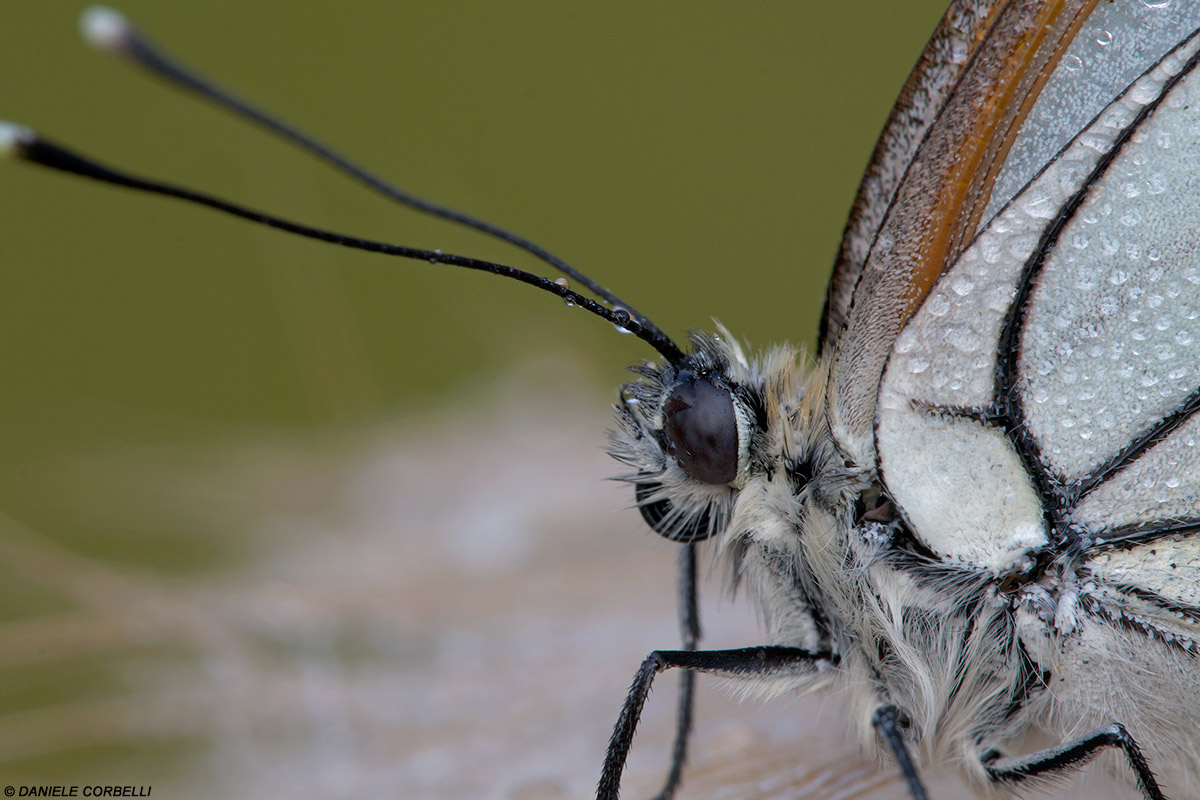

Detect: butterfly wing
[821, 0, 1008, 355]
[870, 0, 1200, 603]
[826, 0, 1107, 468]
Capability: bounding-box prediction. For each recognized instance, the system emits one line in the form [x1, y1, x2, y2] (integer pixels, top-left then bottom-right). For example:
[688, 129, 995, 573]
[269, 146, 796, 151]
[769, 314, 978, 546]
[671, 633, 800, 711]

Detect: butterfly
[5, 2, 1200, 799]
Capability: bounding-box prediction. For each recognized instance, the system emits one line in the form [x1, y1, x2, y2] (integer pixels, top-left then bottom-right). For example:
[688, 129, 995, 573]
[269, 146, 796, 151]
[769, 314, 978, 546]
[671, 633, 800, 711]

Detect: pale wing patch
[1074, 413, 1200, 531]
[1088, 536, 1200, 609]
[885, 218, 1041, 411]
[1019, 44, 1200, 484]
[981, 2, 1200, 231]
[1087, 550, 1200, 661]
[874, 407, 1044, 570]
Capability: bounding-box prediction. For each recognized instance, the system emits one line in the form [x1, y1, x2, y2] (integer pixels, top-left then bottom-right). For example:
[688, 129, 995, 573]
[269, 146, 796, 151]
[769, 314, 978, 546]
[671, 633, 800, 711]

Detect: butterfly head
[611, 329, 830, 548]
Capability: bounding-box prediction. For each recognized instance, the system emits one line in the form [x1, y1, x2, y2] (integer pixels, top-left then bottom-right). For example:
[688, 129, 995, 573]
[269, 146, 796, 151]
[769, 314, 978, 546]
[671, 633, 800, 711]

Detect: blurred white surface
[0, 379, 1135, 799]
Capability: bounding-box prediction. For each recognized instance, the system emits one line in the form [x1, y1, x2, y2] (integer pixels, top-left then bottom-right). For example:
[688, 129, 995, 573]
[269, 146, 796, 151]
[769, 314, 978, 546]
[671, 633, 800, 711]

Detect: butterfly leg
[872, 704, 929, 800]
[648, 544, 703, 800]
[981, 723, 1165, 800]
[595, 645, 830, 800]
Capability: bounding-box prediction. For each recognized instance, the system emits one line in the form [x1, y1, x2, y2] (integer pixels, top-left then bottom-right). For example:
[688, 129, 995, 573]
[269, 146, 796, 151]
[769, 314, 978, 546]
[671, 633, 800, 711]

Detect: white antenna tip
[80, 6, 132, 53]
[0, 122, 35, 158]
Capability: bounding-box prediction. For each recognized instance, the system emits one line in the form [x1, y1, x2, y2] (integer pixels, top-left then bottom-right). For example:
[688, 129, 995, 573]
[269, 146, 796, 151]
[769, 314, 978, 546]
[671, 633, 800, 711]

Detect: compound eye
[663, 372, 738, 484]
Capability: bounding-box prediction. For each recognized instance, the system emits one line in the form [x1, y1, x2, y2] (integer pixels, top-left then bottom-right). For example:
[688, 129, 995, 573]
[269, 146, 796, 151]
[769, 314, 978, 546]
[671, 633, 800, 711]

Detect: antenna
[68, 5, 683, 364]
[1, 121, 683, 362]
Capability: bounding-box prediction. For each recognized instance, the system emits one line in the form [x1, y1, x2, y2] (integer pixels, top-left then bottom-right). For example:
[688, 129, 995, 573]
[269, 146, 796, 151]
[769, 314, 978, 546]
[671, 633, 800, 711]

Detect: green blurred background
[0, 1, 948, 794]
[0, 0, 949, 451]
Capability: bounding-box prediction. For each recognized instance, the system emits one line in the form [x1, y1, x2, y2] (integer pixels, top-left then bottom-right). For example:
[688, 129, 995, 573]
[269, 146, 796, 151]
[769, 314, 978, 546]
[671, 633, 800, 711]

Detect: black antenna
[77, 5, 682, 364]
[1, 122, 683, 363]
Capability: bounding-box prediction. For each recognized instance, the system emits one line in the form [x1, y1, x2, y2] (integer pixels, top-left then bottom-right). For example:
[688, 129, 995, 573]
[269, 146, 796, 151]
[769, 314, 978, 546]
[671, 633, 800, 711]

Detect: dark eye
[663, 371, 738, 484]
[635, 482, 715, 542]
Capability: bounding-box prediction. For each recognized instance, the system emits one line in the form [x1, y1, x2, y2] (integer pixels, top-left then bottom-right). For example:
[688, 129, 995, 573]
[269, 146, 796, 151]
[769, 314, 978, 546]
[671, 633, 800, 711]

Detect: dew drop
[925, 293, 950, 317]
[612, 307, 634, 334]
[949, 273, 975, 297]
[1119, 208, 1142, 227]
[907, 355, 930, 374]
[1130, 80, 1161, 106]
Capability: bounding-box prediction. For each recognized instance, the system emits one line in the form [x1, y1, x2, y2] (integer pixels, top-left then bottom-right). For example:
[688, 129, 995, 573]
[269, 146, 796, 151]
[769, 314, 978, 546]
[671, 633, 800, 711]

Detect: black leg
[596, 645, 827, 800]
[982, 722, 1166, 800]
[872, 704, 929, 800]
[649, 544, 701, 800]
